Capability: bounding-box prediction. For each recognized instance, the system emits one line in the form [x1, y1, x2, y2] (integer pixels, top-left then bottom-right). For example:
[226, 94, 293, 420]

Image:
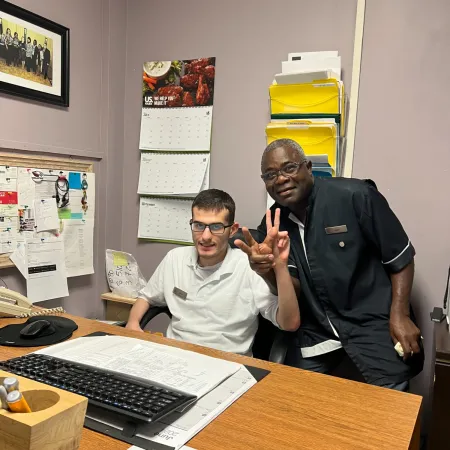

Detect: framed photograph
[0, 1, 69, 106]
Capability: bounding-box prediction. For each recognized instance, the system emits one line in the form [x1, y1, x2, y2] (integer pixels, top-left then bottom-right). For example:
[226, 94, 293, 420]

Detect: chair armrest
[140, 306, 172, 328]
[269, 330, 291, 364]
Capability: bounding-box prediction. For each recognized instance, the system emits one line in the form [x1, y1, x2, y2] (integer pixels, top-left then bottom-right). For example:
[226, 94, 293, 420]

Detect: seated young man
[126, 189, 300, 355]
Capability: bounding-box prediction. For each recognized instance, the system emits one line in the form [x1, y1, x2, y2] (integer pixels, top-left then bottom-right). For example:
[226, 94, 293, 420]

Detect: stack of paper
[267, 51, 346, 178]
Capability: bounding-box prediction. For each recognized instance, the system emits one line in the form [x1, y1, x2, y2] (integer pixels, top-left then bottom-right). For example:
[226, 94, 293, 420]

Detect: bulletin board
[0, 152, 94, 269]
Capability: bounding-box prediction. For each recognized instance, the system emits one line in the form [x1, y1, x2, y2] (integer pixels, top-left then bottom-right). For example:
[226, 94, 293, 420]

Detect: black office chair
[119, 228, 292, 364]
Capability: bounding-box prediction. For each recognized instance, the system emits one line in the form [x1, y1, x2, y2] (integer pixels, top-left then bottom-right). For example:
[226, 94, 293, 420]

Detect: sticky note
[113, 252, 128, 267]
[68, 172, 82, 190]
[58, 208, 72, 219]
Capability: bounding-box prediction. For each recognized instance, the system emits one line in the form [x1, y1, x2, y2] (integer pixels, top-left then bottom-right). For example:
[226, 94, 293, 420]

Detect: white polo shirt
[139, 246, 280, 356]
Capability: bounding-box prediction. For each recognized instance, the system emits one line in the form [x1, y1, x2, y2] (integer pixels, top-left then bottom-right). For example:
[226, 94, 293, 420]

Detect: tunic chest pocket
[324, 225, 357, 252]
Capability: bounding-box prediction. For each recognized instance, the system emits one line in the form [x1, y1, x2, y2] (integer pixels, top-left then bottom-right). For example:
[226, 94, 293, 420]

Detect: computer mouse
[20, 320, 52, 338]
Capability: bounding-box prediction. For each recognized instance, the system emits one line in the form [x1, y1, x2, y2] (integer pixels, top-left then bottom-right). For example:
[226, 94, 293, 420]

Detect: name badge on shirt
[173, 287, 188, 300]
[325, 225, 348, 235]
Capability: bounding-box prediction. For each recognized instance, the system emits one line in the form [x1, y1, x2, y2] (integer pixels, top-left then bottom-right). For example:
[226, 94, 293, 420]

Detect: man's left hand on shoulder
[389, 312, 421, 360]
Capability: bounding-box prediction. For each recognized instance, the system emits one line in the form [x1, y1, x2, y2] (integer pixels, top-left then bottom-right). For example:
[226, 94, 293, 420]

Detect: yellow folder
[265, 121, 338, 172]
[269, 80, 341, 115]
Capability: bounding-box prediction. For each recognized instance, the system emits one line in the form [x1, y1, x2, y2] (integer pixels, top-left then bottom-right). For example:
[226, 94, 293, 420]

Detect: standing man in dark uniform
[236, 138, 423, 391]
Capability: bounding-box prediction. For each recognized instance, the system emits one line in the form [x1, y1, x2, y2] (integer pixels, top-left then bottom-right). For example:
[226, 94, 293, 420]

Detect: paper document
[60, 219, 94, 277]
[88, 365, 255, 450]
[34, 198, 59, 232]
[139, 106, 213, 151]
[0, 176, 17, 192]
[0, 166, 18, 179]
[138, 197, 193, 243]
[36, 335, 242, 398]
[17, 169, 36, 208]
[25, 238, 69, 303]
[138, 153, 210, 195]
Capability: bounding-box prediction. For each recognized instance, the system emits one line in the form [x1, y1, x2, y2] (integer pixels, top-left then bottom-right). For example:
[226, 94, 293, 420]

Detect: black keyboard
[0, 354, 196, 424]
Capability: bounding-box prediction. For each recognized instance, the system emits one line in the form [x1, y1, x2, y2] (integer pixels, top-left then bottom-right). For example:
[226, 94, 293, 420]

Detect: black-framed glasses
[189, 220, 232, 235]
[261, 161, 306, 184]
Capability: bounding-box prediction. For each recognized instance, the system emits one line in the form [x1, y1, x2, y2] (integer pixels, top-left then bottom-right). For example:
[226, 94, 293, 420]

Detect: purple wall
[0, 0, 126, 317]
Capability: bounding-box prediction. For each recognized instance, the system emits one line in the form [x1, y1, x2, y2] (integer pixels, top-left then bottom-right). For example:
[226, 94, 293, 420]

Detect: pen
[6, 390, 32, 413]
[3, 377, 19, 393]
[0, 385, 8, 409]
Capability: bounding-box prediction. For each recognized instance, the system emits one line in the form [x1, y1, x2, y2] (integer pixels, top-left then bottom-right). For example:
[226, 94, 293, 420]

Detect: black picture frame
[0, 1, 69, 107]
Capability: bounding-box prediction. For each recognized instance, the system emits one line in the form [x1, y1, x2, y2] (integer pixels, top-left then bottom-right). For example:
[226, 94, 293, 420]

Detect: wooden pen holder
[0, 370, 88, 450]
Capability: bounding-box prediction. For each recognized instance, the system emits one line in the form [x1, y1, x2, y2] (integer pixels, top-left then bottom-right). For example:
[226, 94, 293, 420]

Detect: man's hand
[389, 312, 421, 360]
[125, 321, 144, 332]
[234, 209, 288, 275]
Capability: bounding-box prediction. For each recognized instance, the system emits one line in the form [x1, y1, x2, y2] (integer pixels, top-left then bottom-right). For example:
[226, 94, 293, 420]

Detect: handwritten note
[34, 198, 59, 232]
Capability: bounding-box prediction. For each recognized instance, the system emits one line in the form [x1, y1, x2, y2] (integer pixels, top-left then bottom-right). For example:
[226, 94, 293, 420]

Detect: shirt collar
[187, 245, 235, 278]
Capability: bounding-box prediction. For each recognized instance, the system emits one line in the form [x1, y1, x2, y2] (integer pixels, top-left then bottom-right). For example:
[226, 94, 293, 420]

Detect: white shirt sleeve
[249, 269, 280, 328]
[138, 253, 169, 307]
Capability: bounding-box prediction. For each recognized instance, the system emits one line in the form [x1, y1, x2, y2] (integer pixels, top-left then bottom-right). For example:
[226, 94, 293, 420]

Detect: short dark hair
[192, 189, 235, 223]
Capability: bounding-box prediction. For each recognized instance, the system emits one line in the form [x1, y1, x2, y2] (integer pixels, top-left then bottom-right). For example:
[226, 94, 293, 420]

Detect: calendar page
[139, 106, 213, 151]
[138, 197, 193, 244]
[138, 153, 210, 195]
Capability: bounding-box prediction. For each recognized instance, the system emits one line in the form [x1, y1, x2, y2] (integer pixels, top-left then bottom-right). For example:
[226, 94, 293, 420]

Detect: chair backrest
[229, 228, 261, 248]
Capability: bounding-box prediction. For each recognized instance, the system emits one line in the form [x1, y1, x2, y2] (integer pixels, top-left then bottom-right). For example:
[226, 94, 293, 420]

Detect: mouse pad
[0, 316, 78, 347]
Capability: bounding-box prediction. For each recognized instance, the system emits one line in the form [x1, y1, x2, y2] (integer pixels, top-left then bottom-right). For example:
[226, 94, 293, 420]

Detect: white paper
[139, 106, 213, 151]
[0, 238, 16, 254]
[34, 198, 59, 232]
[60, 219, 94, 277]
[25, 238, 69, 303]
[138, 153, 210, 195]
[138, 197, 193, 243]
[288, 51, 339, 61]
[10, 239, 27, 277]
[129, 446, 196, 450]
[36, 335, 242, 398]
[87, 364, 256, 450]
[0, 176, 17, 192]
[33, 179, 56, 199]
[0, 204, 18, 216]
[0, 166, 18, 179]
[282, 56, 341, 78]
[17, 180, 36, 209]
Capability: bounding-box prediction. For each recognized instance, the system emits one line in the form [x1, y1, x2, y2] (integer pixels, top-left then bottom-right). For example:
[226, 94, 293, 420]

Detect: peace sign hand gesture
[235, 209, 289, 275]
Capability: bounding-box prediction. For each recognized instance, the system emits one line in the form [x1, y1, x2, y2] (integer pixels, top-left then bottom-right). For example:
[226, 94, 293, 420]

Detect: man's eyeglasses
[189, 220, 232, 235]
[261, 161, 306, 184]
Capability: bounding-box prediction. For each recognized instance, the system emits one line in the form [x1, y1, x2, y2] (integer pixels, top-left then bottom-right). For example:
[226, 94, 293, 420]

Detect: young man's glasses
[190, 220, 232, 235]
[261, 160, 306, 184]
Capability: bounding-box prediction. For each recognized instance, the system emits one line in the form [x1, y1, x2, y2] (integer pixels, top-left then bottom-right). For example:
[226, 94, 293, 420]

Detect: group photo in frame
[0, 1, 69, 106]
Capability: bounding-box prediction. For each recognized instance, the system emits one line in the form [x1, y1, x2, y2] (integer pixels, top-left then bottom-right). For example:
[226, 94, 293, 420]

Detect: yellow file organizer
[0, 371, 88, 450]
[265, 121, 338, 173]
[269, 80, 341, 115]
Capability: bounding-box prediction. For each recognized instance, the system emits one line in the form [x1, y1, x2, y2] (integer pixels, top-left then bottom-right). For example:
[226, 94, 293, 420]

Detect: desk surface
[0, 315, 422, 450]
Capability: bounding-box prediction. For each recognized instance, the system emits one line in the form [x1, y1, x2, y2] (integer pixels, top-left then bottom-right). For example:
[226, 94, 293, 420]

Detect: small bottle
[3, 377, 19, 393]
[6, 390, 32, 413]
[0, 385, 8, 409]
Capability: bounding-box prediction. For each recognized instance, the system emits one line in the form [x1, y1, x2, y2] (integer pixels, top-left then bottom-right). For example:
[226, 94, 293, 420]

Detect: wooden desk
[0, 315, 422, 450]
[429, 320, 450, 449]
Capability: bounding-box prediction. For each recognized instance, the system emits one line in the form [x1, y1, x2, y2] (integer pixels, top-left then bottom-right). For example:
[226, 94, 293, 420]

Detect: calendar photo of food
[142, 57, 215, 108]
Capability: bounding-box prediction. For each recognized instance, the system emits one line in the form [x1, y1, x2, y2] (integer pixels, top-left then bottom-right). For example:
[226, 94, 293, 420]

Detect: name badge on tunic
[173, 287, 188, 300]
[325, 225, 348, 234]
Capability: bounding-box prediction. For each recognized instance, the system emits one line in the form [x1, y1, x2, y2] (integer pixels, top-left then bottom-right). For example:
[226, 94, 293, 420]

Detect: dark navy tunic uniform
[258, 177, 423, 386]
